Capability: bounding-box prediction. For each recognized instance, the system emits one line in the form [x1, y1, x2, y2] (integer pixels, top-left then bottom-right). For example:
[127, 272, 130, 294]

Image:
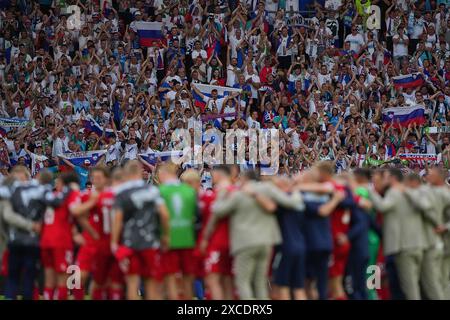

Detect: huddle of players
[2, 160, 450, 300]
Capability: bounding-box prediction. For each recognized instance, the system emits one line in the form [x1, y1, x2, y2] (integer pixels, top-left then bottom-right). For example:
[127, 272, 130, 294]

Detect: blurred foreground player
[40, 171, 82, 300]
[200, 165, 237, 300]
[111, 160, 170, 300]
[157, 163, 198, 300]
[4, 167, 51, 300]
[71, 166, 124, 300]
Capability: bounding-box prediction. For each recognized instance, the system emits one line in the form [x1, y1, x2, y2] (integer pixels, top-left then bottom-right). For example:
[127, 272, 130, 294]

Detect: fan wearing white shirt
[317, 65, 332, 87]
[392, 26, 409, 68]
[123, 137, 139, 160]
[344, 26, 365, 53]
[52, 128, 69, 157]
[221, 96, 239, 122]
[191, 40, 207, 61]
[247, 111, 261, 129]
[244, 65, 261, 99]
[226, 46, 241, 87]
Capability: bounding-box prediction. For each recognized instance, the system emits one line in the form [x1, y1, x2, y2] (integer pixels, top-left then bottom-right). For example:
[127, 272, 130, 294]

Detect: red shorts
[76, 245, 97, 272]
[106, 260, 125, 285]
[1, 249, 9, 276]
[328, 241, 350, 278]
[77, 244, 124, 285]
[41, 248, 73, 273]
[161, 249, 196, 276]
[92, 253, 124, 285]
[192, 249, 205, 278]
[118, 248, 162, 281]
[204, 248, 233, 276]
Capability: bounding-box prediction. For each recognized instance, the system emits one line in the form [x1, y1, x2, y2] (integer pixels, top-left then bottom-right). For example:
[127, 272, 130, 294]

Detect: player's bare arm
[111, 208, 124, 254]
[158, 203, 170, 251]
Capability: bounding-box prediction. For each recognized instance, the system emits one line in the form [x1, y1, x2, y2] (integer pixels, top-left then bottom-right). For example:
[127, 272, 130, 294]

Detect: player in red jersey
[40, 171, 82, 300]
[199, 165, 236, 300]
[70, 166, 124, 300]
[101, 167, 126, 300]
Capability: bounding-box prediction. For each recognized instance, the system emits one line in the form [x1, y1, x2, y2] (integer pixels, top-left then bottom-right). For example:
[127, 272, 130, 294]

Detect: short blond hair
[156, 162, 179, 176]
[180, 169, 201, 184]
[11, 165, 31, 180]
[112, 167, 124, 183]
[315, 161, 335, 176]
[123, 160, 143, 177]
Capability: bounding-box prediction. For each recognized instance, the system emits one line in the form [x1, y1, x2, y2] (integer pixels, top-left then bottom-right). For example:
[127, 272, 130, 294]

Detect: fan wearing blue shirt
[60, 157, 91, 190]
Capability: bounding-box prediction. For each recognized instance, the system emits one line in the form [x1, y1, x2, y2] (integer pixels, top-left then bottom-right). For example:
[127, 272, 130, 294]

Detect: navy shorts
[273, 250, 306, 289]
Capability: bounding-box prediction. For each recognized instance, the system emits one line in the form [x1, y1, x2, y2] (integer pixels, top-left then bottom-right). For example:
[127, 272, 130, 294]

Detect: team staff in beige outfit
[404, 173, 444, 300]
[212, 170, 304, 300]
[370, 169, 426, 300]
[425, 168, 450, 298]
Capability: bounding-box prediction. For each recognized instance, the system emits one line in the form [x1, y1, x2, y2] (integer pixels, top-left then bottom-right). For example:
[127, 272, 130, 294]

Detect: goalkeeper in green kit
[157, 162, 198, 300]
[353, 168, 381, 300]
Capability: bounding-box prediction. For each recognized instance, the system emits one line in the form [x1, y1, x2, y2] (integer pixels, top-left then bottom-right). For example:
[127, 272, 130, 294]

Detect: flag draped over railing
[139, 150, 184, 165]
[61, 150, 107, 166]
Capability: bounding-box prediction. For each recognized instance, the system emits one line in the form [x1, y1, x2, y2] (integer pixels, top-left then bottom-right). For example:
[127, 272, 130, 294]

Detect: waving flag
[135, 21, 165, 47]
[201, 112, 238, 122]
[61, 150, 107, 167]
[392, 73, 425, 89]
[0, 118, 29, 137]
[424, 126, 450, 134]
[82, 115, 115, 138]
[192, 83, 241, 110]
[382, 105, 425, 128]
[383, 50, 392, 65]
[398, 153, 438, 166]
[139, 150, 184, 165]
[0, 118, 29, 128]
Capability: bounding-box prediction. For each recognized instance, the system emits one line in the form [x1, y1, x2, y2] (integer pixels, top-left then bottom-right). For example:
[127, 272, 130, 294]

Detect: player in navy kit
[271, 176, 307, 300]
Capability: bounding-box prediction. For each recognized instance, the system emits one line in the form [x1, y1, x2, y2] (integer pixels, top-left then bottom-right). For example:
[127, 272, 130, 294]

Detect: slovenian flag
[206, 36, 222, 59]
[135, 21, 165, 47]
[192, 84, 241, 110]
[61, 150, 107, 167]
[382, 105, 426, 128]
[82, 115, 115, 138]
[392, 73, 425, 89]
[383, 50, 391, 65]
[398, 153, 438, 166]
[139, 150, 184, 164]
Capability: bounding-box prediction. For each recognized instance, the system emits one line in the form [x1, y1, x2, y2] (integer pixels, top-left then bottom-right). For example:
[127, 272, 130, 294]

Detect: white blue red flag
[135, 21, 165, 47]
[382, 105, 426, 128]
[82, 115, 115, 138]
[392, 73, 425, 89]
[192, 83, 241, 110]
[61, 150, 107, 167]
[139, 150, 184, 164]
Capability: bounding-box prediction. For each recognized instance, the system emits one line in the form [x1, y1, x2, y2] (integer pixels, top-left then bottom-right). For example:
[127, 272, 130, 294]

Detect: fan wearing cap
[129, 10, 143, 33]
[59, 157, 92, 190]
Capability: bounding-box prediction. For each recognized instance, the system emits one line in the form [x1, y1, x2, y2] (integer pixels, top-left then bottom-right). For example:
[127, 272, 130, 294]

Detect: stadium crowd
[0, 0, 449, 300]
